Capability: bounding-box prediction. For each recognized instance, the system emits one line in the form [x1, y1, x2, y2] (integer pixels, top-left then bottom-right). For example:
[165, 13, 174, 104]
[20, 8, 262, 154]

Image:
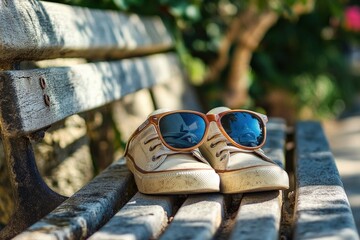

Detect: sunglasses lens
[159, 113, 206, 149]
[220, 112, 265, 147]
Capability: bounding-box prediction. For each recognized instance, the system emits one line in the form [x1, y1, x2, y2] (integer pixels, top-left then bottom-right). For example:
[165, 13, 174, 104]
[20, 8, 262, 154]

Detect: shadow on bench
[0, 1, 357, 239]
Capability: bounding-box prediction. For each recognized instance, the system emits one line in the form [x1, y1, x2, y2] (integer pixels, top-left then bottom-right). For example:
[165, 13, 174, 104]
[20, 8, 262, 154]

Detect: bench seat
[0, 1, 357, 239]
[14, 120, 358, 239]
[14, 119, 289, 240]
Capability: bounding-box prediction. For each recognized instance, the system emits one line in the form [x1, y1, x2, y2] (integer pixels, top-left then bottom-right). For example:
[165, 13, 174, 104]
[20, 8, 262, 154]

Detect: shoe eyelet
[152, 156, 156, 161]
[210, 143, 215, 148]
[216, 152, 220, 157]
[149, 146, 154, 151]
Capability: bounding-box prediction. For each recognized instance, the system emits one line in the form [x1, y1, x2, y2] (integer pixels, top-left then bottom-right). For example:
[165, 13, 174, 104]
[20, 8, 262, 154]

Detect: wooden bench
[0, 1, 358, 239]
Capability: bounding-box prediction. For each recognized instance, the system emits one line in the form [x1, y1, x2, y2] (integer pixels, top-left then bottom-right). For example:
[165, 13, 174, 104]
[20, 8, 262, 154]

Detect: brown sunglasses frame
[207, 109, 268, 151]
[124, 109, 268, 155]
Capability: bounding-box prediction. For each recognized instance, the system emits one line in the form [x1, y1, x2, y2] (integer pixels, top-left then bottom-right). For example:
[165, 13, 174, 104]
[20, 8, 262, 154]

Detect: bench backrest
[0, 1, 202, 238]
[0, 0, 199, 137]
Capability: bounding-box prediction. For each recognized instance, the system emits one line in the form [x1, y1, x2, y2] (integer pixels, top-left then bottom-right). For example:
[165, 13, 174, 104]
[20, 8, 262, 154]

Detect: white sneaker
[199, 107, 289, 194]
[125, 109, 220, 194]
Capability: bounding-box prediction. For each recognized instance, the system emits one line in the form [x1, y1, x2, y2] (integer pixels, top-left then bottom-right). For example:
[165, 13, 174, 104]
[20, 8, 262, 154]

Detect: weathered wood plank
[293, 121, 358, 239]
[228, 119, 286, 240]
[0, 0, 173, 61]
[263, 118, 287, 168]
[0, 53, 182, 136]
[159, 194, 224, 240]
[229, 191, 282, 240]
[89, 193, 176, 240]
[13, 158, 136, 240]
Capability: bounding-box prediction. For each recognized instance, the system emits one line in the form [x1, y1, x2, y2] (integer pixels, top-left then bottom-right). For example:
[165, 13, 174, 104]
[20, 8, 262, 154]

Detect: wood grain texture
[0, 0, 173, 61]
[0, 53, 182, 136]
[13, 158, 136, 240]
[230, 191, 282, 240]
[159, 194, 224, 240]
[228, 119, 286, 240]
[263, 118, 286, 168]
[293, 121, 358, 240]
[89, 193, 176, 240]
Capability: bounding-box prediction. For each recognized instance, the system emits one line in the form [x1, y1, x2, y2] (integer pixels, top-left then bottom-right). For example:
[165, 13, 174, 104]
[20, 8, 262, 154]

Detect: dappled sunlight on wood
[324, 113, 360, 234]
[0, 0, 173, 61]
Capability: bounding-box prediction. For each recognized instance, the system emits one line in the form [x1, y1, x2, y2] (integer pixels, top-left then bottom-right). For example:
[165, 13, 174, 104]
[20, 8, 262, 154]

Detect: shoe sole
[127, 159, 220, 194]
[218, 165, 289, 194]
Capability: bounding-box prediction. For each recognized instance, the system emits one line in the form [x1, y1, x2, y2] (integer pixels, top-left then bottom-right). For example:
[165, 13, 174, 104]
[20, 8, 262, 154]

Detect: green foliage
[251, 0, 360, 118]
[46, 0, 360, 118]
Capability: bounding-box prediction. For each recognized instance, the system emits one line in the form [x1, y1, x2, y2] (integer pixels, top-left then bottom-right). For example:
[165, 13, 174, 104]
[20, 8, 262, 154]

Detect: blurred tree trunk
[225, 9, 278, 108]
[206, 2, 314, 109]
[207, 6, 278, 108]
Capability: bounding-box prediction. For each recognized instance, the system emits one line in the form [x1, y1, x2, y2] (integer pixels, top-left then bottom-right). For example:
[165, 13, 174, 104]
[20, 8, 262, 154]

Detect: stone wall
[0, 89, 153, 227]
[0, 114, 95, 226]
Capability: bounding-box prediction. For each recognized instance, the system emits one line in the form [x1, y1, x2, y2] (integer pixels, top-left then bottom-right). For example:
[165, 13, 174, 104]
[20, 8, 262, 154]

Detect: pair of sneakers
[125, 107, 289, 194]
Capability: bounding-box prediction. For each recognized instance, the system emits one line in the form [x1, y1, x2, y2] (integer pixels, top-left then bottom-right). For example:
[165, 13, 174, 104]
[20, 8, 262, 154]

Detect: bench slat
[159, 194, 224, 240]
[230, 191, 282, 240]
[89, 193, 176, 240]
[293, 121, 358, 239]
[13, 159, 136, 240]
[263, 118, 287, 168]
[228, 119, 286, 240]
[0, 53, 183, 136]
[10, 118, 288, 240]
[0, 0, 173, 61]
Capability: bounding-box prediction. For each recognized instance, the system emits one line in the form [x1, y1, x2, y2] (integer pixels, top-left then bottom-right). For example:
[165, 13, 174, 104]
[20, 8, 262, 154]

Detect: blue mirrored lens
[159, 113, 206, 149]
[220, 112, 264, 147]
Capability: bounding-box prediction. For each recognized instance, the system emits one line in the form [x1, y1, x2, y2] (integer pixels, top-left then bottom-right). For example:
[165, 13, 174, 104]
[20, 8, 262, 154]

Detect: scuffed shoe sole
[218, 165, 289, 194]
[127, 159, 220, 194]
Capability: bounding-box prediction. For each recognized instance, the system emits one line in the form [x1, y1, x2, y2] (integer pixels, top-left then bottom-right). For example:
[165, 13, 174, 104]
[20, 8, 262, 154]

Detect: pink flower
[344, 6, 360, 32]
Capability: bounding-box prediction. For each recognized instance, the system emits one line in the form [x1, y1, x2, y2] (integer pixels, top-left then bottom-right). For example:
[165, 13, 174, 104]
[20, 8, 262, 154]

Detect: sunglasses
[125, 109, 268, 153]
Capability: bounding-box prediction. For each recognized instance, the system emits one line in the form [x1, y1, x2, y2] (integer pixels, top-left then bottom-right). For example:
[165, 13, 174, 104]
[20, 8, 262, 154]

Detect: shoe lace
[207, 132, 274, 163]
[143, 132, 208, 164]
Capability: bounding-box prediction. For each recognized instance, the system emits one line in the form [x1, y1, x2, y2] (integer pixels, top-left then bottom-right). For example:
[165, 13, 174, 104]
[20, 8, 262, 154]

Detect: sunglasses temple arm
[260, 114, 268, 123]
